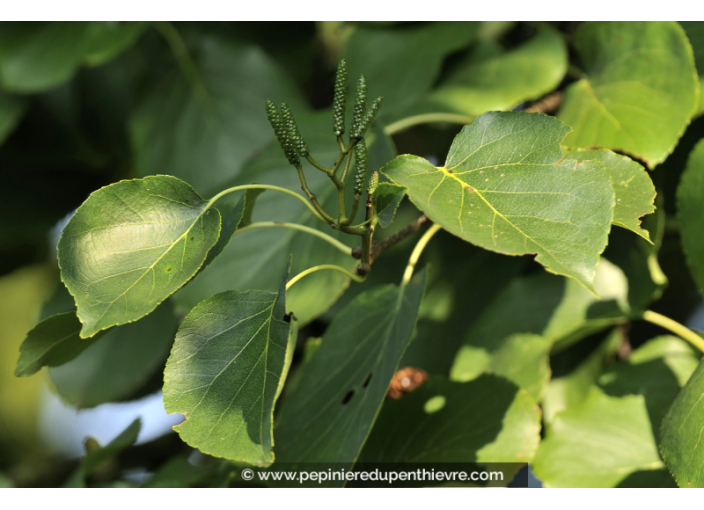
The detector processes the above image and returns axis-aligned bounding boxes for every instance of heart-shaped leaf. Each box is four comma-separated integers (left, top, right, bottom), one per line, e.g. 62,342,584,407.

58,175,221,338
382,111,615,292
163,263,295,466
558,21,699,167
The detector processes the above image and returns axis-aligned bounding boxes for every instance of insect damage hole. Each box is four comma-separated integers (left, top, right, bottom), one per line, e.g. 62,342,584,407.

341,390,355,405
362,373,373,388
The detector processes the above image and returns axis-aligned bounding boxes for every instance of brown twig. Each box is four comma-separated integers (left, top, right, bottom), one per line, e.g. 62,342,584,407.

524,91,564,114
352,215,429,260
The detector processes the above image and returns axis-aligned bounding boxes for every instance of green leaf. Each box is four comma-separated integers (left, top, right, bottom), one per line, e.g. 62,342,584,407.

0,22,147,93
358,375,540,471
533,389,674,487
173,111,365,325
372,182,405,228
15,311,106,377
450,258,629,400
677,138,704,296
131,36,306,194
344,22,479,118
273,271,427,478
163,263,295,467
602,200,667,312
382,111,615,292
68,418,142,487
568,149,655,241
48,300,177,408
661,357,704,487
680,21,704,115
425,28,568,116
542,329,621,424
57,175,221,338
599,336,699,436
143,456,216,488
558,21,699,168
401,232,526,374
0,90,27,145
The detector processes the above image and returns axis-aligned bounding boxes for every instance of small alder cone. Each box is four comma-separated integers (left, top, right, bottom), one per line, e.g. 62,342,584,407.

387,367,428,399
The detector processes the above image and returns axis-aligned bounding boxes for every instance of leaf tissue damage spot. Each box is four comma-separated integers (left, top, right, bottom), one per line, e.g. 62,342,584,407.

362,373,373,388
283,312,297,323
342,390,355,405
387,367,428,399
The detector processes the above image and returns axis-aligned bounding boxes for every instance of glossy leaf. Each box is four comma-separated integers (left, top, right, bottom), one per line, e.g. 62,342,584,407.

558,21,699,167
15,311,106,377
344,22,479,117
661,357,704,487
0,90,27,145
274,271,427,477
163,264,295,466
173,112,372,325
450,259,629,401
533,389,675,487
58,175,221,338
358,375,540,470
131,36,306,194
569,149,655,241
679,21,704,115
0,22,147,93
677,138,704,296
372,182,405,228
48,300,177,408
382,111,615,291
426,28,567,116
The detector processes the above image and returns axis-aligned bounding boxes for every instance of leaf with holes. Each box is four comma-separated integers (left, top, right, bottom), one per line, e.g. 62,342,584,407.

163,263,295,466
57,175,221,338
558,21,699,167
382,111,615,292
272,271,427,484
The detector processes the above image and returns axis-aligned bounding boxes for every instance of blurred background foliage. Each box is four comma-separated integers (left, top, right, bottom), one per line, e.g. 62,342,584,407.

1,21,704,487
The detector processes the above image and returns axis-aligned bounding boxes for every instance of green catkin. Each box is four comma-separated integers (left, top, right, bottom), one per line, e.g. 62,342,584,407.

353,140,368,196
367,170,379,196
356,96,383,139
267,100,297,165
333,60,347,136
280,103,308,158
350,75,368,139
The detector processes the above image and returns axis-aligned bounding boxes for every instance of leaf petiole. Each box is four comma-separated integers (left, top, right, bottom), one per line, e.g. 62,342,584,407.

234,222,353,256
286,264,366,291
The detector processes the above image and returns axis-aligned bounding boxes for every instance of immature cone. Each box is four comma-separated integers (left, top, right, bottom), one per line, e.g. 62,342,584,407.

280,103,309,158
333,60,348,136
353,140,368,196
350,75,368,139
266,100,297,165
367,170,379,196
356,96,383,140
